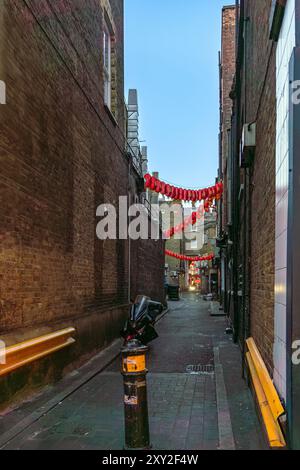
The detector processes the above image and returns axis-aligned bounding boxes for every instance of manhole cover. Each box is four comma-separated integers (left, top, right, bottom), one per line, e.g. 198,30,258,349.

186,364,215,375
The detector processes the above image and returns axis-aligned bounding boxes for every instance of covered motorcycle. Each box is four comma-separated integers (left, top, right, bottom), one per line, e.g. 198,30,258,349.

121,295,163,345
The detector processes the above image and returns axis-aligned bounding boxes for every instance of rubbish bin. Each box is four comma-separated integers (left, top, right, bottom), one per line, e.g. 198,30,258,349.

168,285,180,301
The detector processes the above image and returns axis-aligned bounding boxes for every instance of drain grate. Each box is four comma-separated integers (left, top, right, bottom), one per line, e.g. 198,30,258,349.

186,364,215,375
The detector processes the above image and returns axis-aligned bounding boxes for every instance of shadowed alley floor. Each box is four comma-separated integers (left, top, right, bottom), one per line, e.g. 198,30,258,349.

0,293,266,450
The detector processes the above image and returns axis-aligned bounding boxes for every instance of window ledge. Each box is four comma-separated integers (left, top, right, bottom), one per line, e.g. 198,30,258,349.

104,104,118,127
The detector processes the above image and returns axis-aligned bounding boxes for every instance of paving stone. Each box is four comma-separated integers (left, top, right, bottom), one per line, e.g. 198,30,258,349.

0,293,266,450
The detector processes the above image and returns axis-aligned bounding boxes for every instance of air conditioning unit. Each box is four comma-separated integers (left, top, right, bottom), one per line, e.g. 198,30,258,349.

240,122,256,168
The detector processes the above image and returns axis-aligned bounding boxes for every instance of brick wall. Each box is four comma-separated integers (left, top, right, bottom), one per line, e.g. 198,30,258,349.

250,53,276,373
132,237,165,304
221,6,236,229
240,0,276,373
0,0,128,331
129,189,165,304
0,0,164,407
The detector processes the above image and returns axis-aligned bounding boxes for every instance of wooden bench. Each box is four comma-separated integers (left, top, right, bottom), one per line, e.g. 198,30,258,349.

0,328,76,377
246,337,286,448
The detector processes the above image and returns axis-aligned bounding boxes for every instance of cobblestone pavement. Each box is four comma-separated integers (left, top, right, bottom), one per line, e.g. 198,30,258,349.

0,293,266,450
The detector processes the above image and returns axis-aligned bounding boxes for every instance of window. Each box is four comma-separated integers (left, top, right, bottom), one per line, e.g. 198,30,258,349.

0,80,6,105
190,240,198,250
103,21,111,108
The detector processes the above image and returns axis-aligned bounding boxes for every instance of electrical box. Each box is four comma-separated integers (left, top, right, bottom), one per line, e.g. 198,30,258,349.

240,122,256,168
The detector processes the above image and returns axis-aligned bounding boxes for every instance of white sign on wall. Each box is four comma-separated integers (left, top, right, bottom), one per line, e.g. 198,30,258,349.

0,80,6,104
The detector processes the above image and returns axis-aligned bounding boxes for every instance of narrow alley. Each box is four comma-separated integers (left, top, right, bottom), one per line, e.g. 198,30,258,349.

0,295,265,450
2,0,300,456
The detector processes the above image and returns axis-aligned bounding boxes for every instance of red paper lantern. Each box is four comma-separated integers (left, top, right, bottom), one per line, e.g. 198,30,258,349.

144,174,151,188
150,177,156,190
165,184,171,197
155,179,161,193
144,175,223,202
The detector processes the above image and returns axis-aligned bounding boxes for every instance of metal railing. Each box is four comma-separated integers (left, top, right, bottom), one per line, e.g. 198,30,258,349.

126,142,143,177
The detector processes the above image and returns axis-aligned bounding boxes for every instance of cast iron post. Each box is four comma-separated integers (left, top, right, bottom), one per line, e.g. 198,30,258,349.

121,340,150,449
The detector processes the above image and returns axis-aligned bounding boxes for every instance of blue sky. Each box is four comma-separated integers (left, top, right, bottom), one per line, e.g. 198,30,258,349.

125,0,233,189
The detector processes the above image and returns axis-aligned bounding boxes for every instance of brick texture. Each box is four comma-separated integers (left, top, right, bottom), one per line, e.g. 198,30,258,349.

240,0,276,373
0,0,164,406
221,6,236,230
220,0,276,373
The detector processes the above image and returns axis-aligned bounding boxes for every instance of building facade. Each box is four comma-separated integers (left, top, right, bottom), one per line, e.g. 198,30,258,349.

219,0,300,448
163,202,185,288
218,6,237,310
200,213,219,295
0,1,164,408
182,209,218,293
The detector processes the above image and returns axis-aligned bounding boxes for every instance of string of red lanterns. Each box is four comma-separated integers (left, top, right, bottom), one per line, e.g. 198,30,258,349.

164,209,201,238
163,197,217,238
144,174,223,202
165,250,215,262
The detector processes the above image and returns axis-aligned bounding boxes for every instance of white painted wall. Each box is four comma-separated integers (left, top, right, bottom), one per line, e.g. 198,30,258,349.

274,0,296,401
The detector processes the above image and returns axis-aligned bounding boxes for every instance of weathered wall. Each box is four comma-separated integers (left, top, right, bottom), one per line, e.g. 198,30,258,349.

219,6,236,311
242,0,276,373
132,237,165,304
221,6,236,230
0,0,128,329
0,0,164,407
